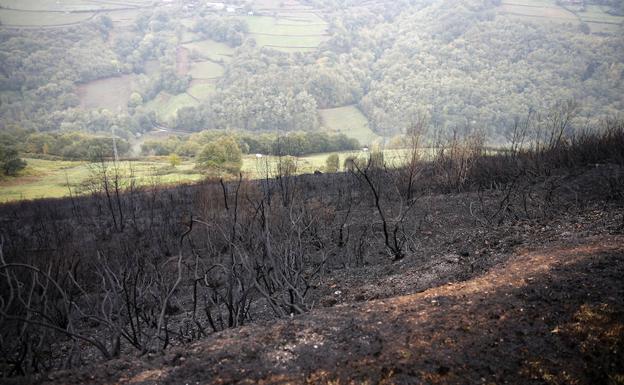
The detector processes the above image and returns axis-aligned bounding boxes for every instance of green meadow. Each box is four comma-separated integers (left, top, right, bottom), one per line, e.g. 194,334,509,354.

143,93,199,123
497,0,623,32
0,149,415,202
319,105,380,146
237,14,328,52
189,61,225,79
187,82,217,101
182,40,235,62
0,158,204,202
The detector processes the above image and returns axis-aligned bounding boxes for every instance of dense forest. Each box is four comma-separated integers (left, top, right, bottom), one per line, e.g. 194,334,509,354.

0,0,623,159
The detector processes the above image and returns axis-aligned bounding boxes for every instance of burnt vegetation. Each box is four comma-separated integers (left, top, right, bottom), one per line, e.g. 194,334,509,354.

1,115,623,378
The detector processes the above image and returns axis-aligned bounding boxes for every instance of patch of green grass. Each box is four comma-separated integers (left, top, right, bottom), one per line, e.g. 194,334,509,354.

0,0,107,11
584,21,621,33
0,9,94,26
268,46,318,53
251,34,326,50
1,148,421,202
189,61,224,79
276,11,326,24
235,15,327,51
238,15,327,35
498,0,580,24
240,148,412,177
182,39,235,62
0,158,87,202
105,8,143,26
575,4,624,32
187,82,216,100
0,158,204,202
500,0,557,7
179,17,196,28
319,105,380,146
180,31,201,44
499,1,624,34
16,157,85,176
143,92,199,123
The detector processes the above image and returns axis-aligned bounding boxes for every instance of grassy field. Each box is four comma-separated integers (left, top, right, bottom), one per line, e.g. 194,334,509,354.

105,8,144,27
0,0,154,11
275,11,325,23
1,149,415,202
187,82,216,100
497,0,623,33
0,158,204,202
583,20,621,33
0,9,95,26
253,0,315,10
181,31,201,44
143,92,199,123
76,74,136,112
0,0,151,26
576,4,624,33
189,61,225,79
241,15,327,35
319,105,380,146
182,40,235,62
0,0,103,11
251,34,327,50
498,1,578,22
579,4,623,22
242,148,410,176
236,15,328,52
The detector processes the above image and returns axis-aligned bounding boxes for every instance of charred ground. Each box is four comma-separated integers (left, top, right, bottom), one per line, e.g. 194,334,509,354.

1,120,623,384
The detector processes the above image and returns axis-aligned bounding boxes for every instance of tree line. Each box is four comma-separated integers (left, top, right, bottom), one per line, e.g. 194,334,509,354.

143,130,359,157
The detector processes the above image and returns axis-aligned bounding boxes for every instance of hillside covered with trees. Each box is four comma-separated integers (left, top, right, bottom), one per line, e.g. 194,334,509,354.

0,0,623,162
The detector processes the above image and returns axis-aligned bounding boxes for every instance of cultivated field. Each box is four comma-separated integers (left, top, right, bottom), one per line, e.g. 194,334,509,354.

242,15,327,35
498,0,578,23
0,0,155,11
576,4,624,33
0,0,153,27
497,0,624,33
0,9,94,27
319,105,380,145
237,14,328,52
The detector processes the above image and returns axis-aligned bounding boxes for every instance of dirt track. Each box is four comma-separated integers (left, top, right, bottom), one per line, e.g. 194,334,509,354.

34,235,623,385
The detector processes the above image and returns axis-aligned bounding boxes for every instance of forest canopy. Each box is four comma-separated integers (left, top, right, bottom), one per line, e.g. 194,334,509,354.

0,0,622,154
